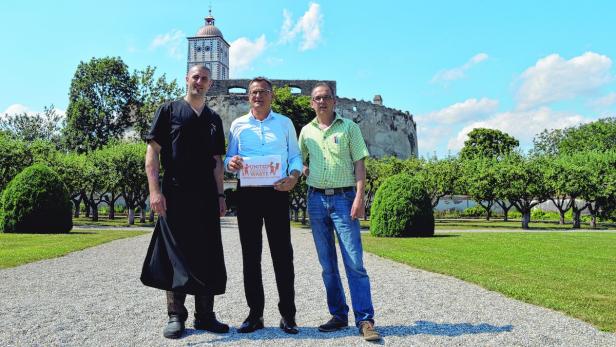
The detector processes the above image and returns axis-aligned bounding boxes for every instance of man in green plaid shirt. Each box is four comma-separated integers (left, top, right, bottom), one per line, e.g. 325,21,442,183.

298,82,381,341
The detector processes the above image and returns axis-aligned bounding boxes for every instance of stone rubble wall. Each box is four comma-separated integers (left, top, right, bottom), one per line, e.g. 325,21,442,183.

206,93,417,159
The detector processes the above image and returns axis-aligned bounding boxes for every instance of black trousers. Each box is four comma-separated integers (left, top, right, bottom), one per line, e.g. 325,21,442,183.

236,187,296,319
166,291,214,321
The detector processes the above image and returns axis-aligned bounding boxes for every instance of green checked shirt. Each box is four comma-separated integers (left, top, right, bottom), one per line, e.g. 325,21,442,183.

298,114,369,188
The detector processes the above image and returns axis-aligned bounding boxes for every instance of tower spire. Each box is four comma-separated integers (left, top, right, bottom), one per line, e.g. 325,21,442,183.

205,4,214,25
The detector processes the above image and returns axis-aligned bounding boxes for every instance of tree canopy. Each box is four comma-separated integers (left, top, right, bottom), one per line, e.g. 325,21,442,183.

271,86,315,134
459,128,519,159
0,105,64,144
64,57,137,152
131,66,183,141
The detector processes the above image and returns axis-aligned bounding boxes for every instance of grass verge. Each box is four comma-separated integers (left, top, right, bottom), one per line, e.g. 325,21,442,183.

362,232,616,332
0,229,149,269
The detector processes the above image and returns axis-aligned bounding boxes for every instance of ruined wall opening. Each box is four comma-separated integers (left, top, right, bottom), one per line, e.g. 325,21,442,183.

289,86,302,94
228,87,247,94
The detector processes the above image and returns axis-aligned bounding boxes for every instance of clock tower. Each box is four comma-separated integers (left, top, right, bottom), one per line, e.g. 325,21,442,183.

187,9,230,80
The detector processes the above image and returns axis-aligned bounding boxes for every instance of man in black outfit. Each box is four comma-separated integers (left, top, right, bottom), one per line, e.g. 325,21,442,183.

142,64,228,339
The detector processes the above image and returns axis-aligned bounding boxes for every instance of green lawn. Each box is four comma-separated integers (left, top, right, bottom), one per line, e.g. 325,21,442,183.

435,219,616,230
362,232,616,332
72,216,155,228
0,229,149,269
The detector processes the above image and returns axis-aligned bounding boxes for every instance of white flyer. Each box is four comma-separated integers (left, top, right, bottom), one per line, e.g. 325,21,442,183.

239,155,283,186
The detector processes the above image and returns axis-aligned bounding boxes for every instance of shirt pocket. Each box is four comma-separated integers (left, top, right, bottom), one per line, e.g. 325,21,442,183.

328,131,348,157
238,127,262,152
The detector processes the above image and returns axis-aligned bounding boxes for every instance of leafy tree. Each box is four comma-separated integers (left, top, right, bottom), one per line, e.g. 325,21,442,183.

54,152,89,217
0,105,64,144
419,157,460,208
272,86,315,134
568,150,616,228
131,66,183,140
64,57,137,152
94,145,124,219
497,154,550,229
82,150,112,221
532,128,566,156
542,153,590,225
459,128,519,159
113,142,149,224
460,157,499,220
29,139,60,166
0,134,31,192
558,117,616,154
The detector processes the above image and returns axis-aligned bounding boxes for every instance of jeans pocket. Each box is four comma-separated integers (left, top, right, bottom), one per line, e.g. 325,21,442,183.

342,190,356,202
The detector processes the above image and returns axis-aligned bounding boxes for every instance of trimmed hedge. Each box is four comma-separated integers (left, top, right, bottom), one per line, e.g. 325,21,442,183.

0,164,73,233
370,173,434,237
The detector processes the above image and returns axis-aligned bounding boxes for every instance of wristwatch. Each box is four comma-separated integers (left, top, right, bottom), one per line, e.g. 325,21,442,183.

218,193,225,198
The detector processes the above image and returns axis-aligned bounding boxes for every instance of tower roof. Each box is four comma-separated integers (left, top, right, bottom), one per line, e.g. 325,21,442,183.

195,9,224,38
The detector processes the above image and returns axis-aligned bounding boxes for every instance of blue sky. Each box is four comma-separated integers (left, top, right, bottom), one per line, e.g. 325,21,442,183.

2,0,616,157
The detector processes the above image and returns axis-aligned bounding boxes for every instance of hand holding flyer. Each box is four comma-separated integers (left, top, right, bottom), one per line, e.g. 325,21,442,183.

239,155,283,186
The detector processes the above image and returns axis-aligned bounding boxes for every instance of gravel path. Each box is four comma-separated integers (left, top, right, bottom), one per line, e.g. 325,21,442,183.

2,217,615,346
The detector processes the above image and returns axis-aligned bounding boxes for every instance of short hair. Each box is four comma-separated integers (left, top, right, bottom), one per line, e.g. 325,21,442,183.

248,76,273,91
311,82,335,98
188,64,211,75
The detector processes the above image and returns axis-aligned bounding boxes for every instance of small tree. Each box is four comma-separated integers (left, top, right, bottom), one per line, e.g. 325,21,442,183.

498,154,550,229
420,157,460,208
54,152,89,217
0,134,31,192
460,157,499,220
370,173,434,237
114,142,149,224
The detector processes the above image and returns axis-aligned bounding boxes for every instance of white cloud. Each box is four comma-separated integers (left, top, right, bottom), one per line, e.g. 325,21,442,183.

416,124,453,156
447,107,588,152
589,92,616,108
229,35,267,77
516,52,613,110
417,98,499,124
278,2,323,51
2,104,66,120
2,103,31,116
431,53,489,84
150,29,185,59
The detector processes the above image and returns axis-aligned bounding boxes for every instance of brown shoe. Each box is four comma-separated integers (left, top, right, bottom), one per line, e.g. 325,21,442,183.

359,321,381,341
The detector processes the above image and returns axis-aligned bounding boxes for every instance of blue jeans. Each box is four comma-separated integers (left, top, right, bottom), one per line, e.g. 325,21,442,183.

307,188,374,326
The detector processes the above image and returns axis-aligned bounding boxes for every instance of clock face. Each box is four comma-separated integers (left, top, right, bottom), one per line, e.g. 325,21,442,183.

205,46,211,52
196,46,202,53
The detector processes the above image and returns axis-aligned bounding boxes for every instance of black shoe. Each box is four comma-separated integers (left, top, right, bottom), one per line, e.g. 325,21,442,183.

194,312,230,333
318,316,348,332
163,315,185,339
237,316,264,333
279,317,299,334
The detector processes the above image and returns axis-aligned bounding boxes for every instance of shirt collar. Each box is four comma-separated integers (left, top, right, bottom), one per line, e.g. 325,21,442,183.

249,110,275,122
310,112,342,128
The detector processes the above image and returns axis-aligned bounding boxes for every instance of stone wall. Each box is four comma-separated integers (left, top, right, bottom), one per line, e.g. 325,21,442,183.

206,83,418,159
210,79,336,96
